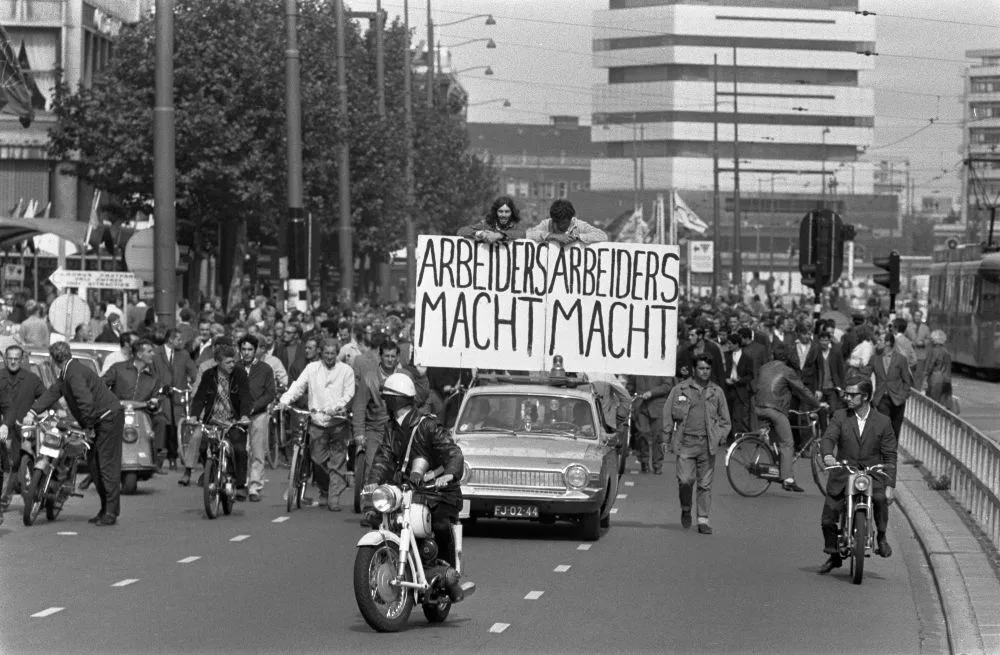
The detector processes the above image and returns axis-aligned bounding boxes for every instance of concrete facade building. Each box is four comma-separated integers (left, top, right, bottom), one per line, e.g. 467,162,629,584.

0,0,148,224
589,0,875,197
961,48,1000,243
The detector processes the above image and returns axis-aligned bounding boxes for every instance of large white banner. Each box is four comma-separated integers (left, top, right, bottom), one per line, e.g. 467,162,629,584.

413,236,680,376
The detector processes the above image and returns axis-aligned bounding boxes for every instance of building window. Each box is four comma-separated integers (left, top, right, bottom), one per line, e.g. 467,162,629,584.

971,76,1000,93
971,103,1000,120
558,182,568,198
970,128,1000,145
517,179,529,197
506,179,517,196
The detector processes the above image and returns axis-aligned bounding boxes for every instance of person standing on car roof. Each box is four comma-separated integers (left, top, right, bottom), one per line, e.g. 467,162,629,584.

24,341,124,526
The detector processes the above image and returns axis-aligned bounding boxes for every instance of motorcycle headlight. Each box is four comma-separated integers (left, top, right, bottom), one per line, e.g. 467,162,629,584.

372,485,403,513
123,427,139,444
563,464,589,490
41,431,63,449
853,475,871,493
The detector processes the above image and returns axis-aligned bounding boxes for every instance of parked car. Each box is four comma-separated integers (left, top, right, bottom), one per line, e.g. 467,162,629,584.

452,370,627,541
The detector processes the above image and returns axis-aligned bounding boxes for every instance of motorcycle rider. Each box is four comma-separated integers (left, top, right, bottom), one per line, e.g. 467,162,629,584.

0,345,46,512
25,341,125,526
362,373,470,601
818,377,898,574
753,344,822,493
102,337,165,470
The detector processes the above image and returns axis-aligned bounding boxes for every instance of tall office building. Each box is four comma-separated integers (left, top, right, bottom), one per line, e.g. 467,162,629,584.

962,49,1000,242
590,0,875,198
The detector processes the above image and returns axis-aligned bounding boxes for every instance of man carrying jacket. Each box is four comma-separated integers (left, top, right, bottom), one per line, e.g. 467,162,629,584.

662,354,731,535
629,374,673,474
25,341,124,526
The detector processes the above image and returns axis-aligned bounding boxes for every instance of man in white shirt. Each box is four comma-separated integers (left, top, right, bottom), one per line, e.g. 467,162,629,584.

278,338,356,511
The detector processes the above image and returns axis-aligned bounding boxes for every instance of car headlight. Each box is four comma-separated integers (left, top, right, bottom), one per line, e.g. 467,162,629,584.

123,427,139,444
372,485,403,513
462,462,473,483
563,464,589,490
853,475,871,493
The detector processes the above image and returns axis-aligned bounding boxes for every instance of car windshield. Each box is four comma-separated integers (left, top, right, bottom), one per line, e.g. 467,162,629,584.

456,393,597,439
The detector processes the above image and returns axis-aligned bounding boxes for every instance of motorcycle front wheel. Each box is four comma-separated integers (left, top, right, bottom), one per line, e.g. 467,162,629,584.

203,459,221,519
220,451,234,516
45,468,74,521
23,468,49,526
851,509,867,585
354,543,414,632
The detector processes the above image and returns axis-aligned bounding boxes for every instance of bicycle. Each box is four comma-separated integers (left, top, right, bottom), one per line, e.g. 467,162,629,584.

202,420,249,519
266,392,287,470
284,407,314,513
724,408,829,497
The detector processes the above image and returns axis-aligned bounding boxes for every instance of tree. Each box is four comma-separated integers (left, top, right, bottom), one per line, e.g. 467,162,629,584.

49,0,496,307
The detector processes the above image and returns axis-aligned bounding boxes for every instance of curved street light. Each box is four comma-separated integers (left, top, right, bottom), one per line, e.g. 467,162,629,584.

441,37,496,49
454,65,494,75
437,13,496,28
468,97,510,107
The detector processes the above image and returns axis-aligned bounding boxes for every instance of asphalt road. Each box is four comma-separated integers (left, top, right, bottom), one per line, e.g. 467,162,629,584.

951,373,1000,441
0,455,935,655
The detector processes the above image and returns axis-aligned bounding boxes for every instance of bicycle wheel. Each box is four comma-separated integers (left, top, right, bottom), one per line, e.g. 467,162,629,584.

286,445,300,513
297,452,311,509
220,451,234,516
725,436,774,497
203,459,221,519
809,442,829,496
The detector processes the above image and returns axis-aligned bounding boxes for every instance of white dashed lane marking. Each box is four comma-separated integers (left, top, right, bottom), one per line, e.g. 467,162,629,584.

31,607,64,618
524,590,544,600
111,579,139,588
610,508,619,514
489,623,510,634
554,565,571,573
230,535,250,542
616,494,628,499
177,556,201,564
624,481,635,487
272,516,289,523
577,544,592,551
56,531,77,535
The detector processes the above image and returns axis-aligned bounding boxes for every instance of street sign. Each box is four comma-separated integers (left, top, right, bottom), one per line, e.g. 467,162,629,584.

48,294,91,336
687,240,714,273
124,228,178,284
2,263,24,292
49,267,142,290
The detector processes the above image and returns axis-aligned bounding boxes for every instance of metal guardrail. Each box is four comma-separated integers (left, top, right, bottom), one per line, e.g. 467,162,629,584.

902,392,1000,552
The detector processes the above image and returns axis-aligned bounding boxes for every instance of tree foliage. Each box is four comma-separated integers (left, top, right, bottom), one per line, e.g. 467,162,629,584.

49,0,496,302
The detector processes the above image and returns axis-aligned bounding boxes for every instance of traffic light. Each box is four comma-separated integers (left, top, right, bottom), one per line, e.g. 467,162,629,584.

798,209,845,294
873,251,900,295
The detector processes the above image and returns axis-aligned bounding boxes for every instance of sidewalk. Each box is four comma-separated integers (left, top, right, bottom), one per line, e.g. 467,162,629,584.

896,463,1000,655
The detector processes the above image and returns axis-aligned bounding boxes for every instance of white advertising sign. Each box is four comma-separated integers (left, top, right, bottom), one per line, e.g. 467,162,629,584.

688,240,714,274
412,236,680,376
49,267,142,290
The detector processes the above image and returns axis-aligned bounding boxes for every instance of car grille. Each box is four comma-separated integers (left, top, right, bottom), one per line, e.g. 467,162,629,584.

472,468,564,490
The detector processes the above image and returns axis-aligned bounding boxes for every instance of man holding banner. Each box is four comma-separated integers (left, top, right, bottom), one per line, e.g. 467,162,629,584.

525,200,608,245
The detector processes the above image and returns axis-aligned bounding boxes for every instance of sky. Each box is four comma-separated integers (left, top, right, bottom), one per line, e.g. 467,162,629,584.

348,0,1000,204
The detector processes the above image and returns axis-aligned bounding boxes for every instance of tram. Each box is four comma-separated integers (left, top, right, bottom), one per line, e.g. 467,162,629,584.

927,242,1000,374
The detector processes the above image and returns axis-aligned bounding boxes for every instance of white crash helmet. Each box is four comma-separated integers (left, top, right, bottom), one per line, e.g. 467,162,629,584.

382,372,416,398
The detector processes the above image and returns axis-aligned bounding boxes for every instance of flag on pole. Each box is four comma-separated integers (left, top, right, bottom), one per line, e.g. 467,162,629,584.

618,206,651,244
85,190,101,250
0,25,34,127
672,191,709,235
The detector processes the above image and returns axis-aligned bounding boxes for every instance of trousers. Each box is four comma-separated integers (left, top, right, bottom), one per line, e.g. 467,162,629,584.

634,413,663,471
247,413,269,494
876,397,906,441
90,411,125,517
754,406,794,481
308,421,350,500
676,435,715,521
820,490,889,552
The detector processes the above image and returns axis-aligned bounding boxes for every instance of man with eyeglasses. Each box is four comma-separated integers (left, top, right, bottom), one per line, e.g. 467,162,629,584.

0,345,46,513
818,377,897,574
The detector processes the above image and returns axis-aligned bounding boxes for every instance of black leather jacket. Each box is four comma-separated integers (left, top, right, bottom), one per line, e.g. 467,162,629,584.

754,360,820,414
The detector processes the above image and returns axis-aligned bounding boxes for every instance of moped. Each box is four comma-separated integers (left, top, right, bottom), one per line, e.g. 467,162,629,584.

22,412,89,526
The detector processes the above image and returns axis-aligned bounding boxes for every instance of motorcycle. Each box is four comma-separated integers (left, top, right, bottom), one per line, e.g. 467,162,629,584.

22,412,90,526
827,461,888,585
203,421,248,519
1,419,39,512
354,482,476,633
121,399,159,494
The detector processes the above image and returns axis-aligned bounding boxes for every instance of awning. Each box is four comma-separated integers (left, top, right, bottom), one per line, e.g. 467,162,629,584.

0,216,89,248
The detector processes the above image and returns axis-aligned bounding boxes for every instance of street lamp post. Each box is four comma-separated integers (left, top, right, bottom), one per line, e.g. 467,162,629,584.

426,6,495,107
467,97,510,107
454,65,494,75
821,127,830,208
153,0,176,328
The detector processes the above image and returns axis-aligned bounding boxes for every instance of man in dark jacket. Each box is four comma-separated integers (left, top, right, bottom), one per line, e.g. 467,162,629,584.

363,372,470,602
95,312,124,344
629,374,673,474
178,344,252,490
26,341,124,526
0,344,46,511
238,335,276,502
753,345,822,493
871,332,912,442
818,377,897,574
457,195,526,243
801,330,845,433
103,337,166,471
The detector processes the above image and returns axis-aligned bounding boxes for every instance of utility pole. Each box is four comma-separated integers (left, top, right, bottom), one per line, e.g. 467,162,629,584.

712,53,720,297
426,0,434,106
335,0,353,304
639,124,645,203
632,115,638,211
403,0,417,302
284,0,306,312
732,46,743,286
153,0,176,328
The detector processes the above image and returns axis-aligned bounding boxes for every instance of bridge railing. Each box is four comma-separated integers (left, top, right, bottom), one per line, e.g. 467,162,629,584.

902,392,1000,552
